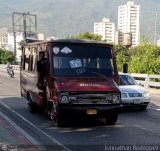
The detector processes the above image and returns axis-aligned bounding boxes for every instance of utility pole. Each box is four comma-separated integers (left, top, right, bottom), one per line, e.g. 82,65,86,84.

12,12,37,57
154,12,157,44
23,13,27,42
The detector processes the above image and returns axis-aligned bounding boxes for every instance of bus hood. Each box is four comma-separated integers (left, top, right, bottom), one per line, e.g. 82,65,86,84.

54,77,120,92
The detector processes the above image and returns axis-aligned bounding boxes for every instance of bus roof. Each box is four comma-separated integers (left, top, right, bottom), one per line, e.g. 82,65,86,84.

23,39,113,47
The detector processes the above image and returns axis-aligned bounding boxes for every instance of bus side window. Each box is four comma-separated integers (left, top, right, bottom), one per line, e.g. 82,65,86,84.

32,54,37,72
22,54,25,70
30,55,33,71
24,54,30,71
23,47,31,71
31,47,38,72
45,52,49,76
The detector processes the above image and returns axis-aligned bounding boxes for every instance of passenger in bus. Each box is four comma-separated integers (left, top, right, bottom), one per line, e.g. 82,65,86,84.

37,51,48,91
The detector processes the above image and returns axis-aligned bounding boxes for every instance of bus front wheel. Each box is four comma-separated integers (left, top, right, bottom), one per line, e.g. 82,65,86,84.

50,106,63,127
105,112,118,125
27,94,36,113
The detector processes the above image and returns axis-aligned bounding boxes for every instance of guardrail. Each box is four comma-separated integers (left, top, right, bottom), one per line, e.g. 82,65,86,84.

130,73,160,88
0,64,160,88
0,64,20,70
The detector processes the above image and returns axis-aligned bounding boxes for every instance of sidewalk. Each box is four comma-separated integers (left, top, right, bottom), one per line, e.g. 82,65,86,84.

0,112,43,151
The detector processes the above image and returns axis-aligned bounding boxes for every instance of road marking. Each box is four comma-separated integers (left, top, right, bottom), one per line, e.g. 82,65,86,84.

0,101,71,151
0,111,41,146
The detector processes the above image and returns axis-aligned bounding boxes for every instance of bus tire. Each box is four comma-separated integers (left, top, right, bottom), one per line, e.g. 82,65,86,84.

52,116,63,127
50,105,63,127
105,112,118,125
27,93,36,113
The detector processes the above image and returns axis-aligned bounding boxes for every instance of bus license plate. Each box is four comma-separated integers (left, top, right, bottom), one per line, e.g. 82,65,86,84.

86,109,97,115
134,99,141,104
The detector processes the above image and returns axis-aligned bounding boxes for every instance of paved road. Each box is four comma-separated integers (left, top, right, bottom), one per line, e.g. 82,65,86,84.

0,70,160,151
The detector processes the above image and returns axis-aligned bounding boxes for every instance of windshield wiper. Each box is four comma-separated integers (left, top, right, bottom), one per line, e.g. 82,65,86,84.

92,72,107,79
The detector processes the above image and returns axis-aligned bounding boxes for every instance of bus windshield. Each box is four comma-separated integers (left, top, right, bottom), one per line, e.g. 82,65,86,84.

53,44,114,77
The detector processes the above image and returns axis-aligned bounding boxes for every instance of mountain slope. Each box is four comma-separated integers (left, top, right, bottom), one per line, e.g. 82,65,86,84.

0,0,160,41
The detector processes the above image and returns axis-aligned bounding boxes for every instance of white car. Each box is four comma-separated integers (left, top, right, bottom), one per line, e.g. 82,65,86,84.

119,73,150,110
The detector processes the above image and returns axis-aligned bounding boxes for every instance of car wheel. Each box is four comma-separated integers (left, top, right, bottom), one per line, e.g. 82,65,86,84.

105,112,118,125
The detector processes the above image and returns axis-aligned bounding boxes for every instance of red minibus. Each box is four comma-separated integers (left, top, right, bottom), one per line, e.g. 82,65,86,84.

20,39,121,127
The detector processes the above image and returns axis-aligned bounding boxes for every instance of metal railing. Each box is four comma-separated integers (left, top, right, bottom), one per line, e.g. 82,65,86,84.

130,73,160,88
0,64,20,70
0,64,160,88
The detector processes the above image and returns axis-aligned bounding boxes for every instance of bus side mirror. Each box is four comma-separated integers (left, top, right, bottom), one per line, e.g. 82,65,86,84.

123,63,128,73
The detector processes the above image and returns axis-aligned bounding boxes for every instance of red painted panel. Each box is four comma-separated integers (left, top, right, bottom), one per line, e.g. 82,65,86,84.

54,77,120,92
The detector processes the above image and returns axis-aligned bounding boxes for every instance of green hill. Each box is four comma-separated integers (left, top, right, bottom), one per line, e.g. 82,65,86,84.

0,0,160,42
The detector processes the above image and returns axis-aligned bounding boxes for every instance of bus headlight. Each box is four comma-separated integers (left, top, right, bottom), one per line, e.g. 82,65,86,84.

61,95,69,103
112,94,120,103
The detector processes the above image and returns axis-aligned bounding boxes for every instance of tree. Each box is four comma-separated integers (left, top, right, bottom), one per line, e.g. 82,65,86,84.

129,43,160,74
0,48,15,64
113,44,130,72
69,32,102,41
140,35,150,44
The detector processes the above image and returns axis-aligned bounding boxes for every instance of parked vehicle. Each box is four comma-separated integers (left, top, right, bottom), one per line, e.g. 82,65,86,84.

119,73,150,110
6,63,14,78
20,39,121,126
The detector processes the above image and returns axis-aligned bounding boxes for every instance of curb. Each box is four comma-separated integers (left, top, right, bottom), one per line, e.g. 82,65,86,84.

0,112,40,145
0,101,71,151
0,112,45,151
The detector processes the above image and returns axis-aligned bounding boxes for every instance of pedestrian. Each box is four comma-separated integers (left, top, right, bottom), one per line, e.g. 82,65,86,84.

37,51,47,90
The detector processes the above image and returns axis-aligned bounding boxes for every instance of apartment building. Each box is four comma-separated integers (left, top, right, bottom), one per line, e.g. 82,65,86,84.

94,17,115,43
118,1,140,47
0,28,8,49
0,31,44,62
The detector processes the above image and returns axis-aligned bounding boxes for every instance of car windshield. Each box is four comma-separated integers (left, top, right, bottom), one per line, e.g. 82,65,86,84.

119,75,136,85
53,44,114,77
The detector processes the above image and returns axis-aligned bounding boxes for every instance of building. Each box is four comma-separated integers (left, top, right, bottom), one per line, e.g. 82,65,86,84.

6,32,24,62
118,1,140,47
115,31,132,48
157,39,160,47
94,17,115,43
1,31,44,63
0,28,8,49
